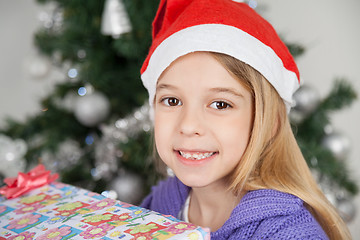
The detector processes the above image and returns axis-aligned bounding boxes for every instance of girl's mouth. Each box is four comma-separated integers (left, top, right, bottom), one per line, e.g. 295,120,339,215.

178,150,217,160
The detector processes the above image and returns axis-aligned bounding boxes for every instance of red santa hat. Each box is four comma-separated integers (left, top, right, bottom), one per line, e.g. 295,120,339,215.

141,0,301,111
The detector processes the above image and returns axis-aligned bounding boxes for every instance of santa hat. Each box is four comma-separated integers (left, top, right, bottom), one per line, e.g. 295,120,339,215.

141,0,301,111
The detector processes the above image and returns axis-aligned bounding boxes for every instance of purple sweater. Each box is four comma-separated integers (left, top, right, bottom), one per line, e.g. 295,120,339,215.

141,177,329,239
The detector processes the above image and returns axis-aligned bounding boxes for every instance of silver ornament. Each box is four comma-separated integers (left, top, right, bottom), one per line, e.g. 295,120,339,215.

109,170,144,204
290,85,320,123
322,132,351,161
101,0,132,38
0,135,27,178
74,91,110,127
293,85,320,113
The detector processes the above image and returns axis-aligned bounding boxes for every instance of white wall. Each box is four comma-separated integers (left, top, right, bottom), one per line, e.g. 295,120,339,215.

0,1,60,124
1,0,359,237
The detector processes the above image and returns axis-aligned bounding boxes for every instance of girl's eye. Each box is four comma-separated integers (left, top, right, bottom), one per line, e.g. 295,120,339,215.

209,101,232,110
162,97,182,106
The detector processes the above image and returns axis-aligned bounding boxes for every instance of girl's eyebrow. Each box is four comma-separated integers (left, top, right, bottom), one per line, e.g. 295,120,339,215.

156,83,177,91
209,87,244,98
156,84,244,98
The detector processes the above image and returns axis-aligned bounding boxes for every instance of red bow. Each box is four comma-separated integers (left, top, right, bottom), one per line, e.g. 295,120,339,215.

0,164,58,199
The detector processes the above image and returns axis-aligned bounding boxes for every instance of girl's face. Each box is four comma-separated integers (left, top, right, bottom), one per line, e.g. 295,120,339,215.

154,52,253,189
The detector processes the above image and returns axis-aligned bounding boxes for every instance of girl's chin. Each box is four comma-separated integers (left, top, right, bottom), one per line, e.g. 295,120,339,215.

175,173,215,188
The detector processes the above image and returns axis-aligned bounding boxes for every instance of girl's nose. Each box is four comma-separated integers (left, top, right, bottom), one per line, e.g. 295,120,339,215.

178,105,204,137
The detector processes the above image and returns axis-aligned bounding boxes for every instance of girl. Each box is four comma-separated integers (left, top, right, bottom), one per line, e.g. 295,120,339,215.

139,0,351,239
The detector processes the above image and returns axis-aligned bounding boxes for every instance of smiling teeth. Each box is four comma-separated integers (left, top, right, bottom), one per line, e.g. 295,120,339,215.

179,151,215,160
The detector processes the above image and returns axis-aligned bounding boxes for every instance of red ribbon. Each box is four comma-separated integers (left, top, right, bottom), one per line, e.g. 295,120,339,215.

0,164,58,199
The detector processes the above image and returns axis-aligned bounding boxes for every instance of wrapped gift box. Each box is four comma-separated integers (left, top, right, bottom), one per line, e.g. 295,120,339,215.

0,182,210,239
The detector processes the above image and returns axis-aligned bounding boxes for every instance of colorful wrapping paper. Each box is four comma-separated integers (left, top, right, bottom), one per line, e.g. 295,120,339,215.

0,182,210,240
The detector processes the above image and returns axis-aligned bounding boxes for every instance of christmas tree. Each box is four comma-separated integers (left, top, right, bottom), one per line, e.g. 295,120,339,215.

0,0,159,204
0,0,357,220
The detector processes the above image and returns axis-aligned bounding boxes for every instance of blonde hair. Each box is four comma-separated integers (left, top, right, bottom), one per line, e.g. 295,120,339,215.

210,52,351,240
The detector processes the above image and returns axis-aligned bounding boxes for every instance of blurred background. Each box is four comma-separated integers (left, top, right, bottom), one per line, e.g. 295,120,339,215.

0,0,359,237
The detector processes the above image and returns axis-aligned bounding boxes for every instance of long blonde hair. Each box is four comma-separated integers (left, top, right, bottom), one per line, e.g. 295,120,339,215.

211,52,351,240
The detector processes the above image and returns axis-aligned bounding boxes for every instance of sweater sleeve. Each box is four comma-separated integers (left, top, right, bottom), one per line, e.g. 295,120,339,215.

252,208,329,239
210,189,329,240
222,214,328,240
